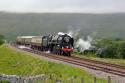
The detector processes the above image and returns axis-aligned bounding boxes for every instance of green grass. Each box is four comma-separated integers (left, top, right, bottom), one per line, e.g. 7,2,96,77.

74,53,125,66
0,45,107,83
0,80,10,83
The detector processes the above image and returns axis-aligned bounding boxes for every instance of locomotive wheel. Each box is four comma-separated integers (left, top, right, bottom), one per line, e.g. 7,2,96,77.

64,52,71,56
62,51,66,56
68,52,71,56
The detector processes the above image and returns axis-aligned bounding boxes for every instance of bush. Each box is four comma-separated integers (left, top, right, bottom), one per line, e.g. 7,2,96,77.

0,34,5,45
96,39,125,59
117,41,125,59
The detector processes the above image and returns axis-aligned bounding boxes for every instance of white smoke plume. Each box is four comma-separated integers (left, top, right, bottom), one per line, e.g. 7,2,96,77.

87,35,93,43
45,51,50,54
67,27,81,38
67,27,93,52
75,36,93,52
18,45,31,49
58,32,73,38
58,32,65,35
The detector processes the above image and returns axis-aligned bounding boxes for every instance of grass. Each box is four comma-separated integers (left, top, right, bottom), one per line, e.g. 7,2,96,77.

74,53,125,66
0,80,10,83
0,45,107,83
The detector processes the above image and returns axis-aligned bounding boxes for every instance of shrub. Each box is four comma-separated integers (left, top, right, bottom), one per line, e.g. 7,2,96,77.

96,39,125,59
0,34,5,45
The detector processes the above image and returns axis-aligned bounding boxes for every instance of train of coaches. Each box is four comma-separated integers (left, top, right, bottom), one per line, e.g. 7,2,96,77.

16,32,74,56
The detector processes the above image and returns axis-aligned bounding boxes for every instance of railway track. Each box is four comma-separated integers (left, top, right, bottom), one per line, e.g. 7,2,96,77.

11,43,125,77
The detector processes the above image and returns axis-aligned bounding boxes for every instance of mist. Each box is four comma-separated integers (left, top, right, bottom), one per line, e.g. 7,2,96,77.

0,0,125,13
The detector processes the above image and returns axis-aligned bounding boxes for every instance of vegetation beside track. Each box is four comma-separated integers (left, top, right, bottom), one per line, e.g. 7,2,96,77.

0,80,10,83
74,53,125,66
0,34,5,45
0,45,107,83
74,39,125,66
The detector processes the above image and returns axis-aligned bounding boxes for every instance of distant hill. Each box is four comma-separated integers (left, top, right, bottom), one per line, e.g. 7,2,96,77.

0,12,125,40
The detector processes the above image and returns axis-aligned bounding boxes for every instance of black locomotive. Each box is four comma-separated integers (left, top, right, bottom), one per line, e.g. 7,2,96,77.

48,32,74,56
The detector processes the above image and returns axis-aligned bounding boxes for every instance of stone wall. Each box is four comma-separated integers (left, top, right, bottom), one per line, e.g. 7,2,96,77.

0,74,45,83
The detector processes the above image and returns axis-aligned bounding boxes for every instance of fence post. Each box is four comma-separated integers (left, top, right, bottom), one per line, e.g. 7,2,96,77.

108,76,111,83
56,79,62,83
43,76,47,83
81,77,84,83
71,78,74,83
71,77,74,83
94,77,96,83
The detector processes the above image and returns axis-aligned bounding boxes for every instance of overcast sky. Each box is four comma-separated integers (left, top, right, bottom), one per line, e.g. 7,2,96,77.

0,0,125,13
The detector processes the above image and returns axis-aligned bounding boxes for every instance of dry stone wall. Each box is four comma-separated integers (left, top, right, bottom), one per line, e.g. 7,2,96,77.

0,74,45,83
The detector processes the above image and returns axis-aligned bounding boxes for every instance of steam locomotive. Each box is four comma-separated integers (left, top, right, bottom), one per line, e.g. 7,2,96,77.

16,32,74,56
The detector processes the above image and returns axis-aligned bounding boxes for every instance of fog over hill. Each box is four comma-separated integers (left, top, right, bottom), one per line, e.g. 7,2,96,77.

0,12,125,40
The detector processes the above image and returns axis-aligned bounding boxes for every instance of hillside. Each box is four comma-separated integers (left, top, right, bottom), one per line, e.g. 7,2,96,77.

0,12,125,40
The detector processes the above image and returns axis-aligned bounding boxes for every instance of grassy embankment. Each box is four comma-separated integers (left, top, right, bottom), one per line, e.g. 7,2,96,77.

74,53,125,66
0,45,107,83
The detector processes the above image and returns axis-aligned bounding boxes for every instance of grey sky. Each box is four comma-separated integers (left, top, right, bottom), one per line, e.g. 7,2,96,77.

0,0,125,13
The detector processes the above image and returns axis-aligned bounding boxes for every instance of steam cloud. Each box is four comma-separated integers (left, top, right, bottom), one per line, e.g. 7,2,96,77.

67,27,81,38
67,28,93,52
75,36,93,52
